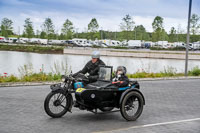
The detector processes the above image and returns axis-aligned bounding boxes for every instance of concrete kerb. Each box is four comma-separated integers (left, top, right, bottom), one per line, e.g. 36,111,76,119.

0,76,200,87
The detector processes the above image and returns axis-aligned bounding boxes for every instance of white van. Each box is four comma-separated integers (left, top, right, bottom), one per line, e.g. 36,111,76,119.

173,42,185,48
38,39,48,45
5,37,18,43
0,36,5,42
72,38,88,47
100,39,121,47
127,40,142,48
190,42,200,50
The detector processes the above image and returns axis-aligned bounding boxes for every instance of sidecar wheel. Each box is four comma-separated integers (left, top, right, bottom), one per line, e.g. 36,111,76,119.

44,91,72,118
120,91,144,121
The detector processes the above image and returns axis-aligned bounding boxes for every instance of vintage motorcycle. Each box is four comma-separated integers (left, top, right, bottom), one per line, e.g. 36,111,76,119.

44,66,145,121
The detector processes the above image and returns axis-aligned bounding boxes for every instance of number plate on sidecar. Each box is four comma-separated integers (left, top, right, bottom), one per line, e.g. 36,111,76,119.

76,88,86,93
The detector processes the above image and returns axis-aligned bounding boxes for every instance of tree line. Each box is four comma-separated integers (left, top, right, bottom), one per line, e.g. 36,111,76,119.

0,14,200,43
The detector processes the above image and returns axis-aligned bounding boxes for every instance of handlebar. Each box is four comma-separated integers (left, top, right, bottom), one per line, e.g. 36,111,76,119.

62,73,89,83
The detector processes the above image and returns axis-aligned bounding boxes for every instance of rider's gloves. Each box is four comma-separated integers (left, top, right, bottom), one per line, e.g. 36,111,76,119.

72,73,78,78
112,81,124,86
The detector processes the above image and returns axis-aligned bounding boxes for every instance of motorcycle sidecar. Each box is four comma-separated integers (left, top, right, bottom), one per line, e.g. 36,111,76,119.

75,79,145,121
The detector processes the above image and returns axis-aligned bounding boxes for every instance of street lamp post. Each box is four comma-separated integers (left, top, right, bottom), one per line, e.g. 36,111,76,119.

185,0,192,76
101,27,103,39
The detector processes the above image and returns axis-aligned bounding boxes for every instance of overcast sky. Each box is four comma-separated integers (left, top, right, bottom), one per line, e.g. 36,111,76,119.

0,0,199,34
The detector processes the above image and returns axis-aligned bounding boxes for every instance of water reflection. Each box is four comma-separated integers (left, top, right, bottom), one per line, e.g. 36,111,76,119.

0,51,200,76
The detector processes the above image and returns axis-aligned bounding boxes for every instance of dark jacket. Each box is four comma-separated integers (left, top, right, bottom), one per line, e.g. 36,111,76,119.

112,74,129,87
73,59,105,82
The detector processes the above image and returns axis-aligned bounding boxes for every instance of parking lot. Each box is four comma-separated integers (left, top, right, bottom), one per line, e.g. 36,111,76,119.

0,79,200,133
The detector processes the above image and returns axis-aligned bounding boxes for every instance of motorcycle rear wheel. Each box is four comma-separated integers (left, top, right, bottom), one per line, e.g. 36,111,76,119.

120,91,144,121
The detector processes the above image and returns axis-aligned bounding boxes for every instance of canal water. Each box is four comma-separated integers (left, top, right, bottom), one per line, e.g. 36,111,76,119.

0,51,200,76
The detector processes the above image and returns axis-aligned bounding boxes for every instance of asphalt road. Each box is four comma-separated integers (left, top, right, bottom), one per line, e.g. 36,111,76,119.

0,79,200,133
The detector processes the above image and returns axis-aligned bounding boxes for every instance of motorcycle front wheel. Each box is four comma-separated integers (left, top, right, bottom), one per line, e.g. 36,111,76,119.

44,91,72,118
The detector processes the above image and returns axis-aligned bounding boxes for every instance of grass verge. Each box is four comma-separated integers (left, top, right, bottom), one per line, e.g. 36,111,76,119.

0,44,64,54
1,66,200,83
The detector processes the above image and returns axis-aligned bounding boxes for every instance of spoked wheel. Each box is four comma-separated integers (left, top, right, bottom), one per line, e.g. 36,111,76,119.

44,91,72,118
120,91,144,121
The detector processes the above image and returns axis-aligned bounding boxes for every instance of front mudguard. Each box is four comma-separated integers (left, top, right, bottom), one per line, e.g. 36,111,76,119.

50,83,71,94
50,83,63,92
50,84,73,112
119,88,145,106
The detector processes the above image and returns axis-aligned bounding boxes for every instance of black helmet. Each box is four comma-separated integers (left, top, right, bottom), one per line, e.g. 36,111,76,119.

116,66,127,75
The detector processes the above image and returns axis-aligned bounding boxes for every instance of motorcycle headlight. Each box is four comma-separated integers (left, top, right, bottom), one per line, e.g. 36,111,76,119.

61,77,65,82
61,76,66,82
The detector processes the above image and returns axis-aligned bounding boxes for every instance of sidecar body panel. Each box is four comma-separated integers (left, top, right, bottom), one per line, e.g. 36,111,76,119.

75,82,139,108
75,88,118,106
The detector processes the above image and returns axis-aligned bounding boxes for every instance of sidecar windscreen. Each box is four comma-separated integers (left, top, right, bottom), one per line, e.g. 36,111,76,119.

98,66,113,81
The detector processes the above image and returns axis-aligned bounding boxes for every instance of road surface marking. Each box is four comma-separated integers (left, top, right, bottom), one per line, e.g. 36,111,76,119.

93,118,200,133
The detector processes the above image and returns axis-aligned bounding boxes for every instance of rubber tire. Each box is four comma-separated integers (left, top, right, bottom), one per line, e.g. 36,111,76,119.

120,91,144,121
44,91,72,118
99,107,114,112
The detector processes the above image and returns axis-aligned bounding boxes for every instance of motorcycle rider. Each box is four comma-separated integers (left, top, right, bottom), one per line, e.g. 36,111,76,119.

73,51,105,83
112,66,129,87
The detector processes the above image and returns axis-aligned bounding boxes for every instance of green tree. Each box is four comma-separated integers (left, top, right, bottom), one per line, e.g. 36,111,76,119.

88,18,99,39
134,25,149,40
152,16,168,42
120,14,135,41
152,16,163,31
152,28,168,42
88,18,99,32
40,31,47,39
169,27,176,42
35,30,40,38
23,18,34,38
61,19,74,39
42,18,55,40
176,24,185,42
190,14,200,35
1,18,13,37
59,33,65,40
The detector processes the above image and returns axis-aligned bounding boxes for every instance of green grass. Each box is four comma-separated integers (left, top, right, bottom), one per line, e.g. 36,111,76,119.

127,72,184,78
107,46,128,49
0,72,62,83
91,45,128,49
1,66,200,83
0,62,69,83
150,46,186,51
188,66,200,76
127,66,200,78
0,44,63,54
